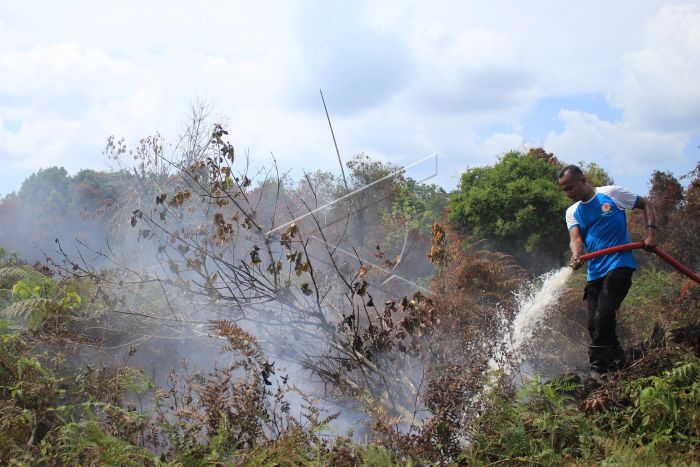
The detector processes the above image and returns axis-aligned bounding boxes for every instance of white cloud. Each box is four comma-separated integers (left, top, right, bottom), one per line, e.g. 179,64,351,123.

0,42,136,117
0,117,102,174
538,3,700,192
372,0,666,95
286,2,414,115
612,3,700,132
544,110,690,184
405,25,536,114
0,0,698,199
0,41,145,175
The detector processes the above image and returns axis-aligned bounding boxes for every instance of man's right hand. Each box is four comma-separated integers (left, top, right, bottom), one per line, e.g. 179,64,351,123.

570,255,585,270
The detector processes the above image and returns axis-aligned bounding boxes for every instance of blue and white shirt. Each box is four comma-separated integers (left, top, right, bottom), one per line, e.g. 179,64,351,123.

565,185,639,281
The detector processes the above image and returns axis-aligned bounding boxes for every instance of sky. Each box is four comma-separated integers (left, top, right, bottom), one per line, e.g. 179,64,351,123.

1,0,699,197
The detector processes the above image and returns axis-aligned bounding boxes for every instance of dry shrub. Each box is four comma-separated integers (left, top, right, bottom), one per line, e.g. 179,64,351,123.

430,226,522,333
150,320,281,457
301,223,527,462
674,279,700,327
359,225,526,461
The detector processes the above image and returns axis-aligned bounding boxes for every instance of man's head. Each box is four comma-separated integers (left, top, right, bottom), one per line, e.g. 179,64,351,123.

559,165,594,202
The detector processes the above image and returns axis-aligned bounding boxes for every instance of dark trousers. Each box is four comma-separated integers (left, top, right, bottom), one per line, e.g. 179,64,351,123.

584,267,634,373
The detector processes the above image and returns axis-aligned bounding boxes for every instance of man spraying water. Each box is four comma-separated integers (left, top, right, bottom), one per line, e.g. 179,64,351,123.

558,165,656,382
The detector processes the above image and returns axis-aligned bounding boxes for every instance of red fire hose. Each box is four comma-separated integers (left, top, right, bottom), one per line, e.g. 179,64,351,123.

580,242,700,284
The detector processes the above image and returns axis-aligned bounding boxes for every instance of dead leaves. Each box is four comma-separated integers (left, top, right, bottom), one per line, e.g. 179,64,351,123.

267,261,282,275
427,223,447,266
250,246,262,265
130,209,143,227
210,319,261,359
295,257,310,277
169,190,192,207
581,388,616,414
280,223,297,250
300,282,313,296
213,212,234,244
287,250,309,276
352,280,368,296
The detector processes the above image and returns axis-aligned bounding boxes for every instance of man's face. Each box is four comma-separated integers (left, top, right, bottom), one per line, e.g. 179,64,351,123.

559,172,587,201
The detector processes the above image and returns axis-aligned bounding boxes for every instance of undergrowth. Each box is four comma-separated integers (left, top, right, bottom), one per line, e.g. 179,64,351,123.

1,239,699,465
462,348,700,465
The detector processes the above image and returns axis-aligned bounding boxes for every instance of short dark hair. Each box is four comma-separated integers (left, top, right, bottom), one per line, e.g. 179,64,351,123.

558,164,584,180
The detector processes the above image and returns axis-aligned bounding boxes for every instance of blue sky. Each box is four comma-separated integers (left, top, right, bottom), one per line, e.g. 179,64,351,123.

1,0,698,197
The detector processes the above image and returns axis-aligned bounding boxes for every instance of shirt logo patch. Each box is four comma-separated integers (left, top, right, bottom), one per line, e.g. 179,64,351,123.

601,202,612,215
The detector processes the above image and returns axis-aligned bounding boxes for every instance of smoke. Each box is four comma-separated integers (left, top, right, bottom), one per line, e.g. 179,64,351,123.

0,167,114,264
0,109,451,442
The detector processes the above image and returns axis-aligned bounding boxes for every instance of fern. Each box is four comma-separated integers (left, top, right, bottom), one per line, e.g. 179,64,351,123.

1,298,64,321
618,356,700,449
668,361,699,384
44,420,157,466
0,266,38,289
210,319,263,360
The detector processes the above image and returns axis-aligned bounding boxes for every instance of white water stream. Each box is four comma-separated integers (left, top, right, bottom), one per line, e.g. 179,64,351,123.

490,266,573,372
461,267,575,449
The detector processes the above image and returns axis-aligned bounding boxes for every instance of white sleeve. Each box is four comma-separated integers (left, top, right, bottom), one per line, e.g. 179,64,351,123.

598,185,639,210
565,203,579,230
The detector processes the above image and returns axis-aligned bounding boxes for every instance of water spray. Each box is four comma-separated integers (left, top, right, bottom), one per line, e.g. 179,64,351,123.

491,240,699,377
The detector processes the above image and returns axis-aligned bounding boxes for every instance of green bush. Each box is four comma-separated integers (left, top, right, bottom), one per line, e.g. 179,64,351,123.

462,353,700,465
462,373,593,465
614,358,700,451
448,151,569,266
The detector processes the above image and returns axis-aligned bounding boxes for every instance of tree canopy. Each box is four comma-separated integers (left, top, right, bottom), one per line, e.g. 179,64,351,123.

448,150,570,263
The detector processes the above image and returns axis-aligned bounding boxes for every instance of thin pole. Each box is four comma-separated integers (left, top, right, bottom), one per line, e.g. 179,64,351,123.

320,89,349,191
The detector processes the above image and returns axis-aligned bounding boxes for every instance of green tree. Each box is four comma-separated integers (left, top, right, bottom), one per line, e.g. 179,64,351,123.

385,179,448,237
342,153,401,248
580,161,614,187
448,150,569,264
17,166,71,209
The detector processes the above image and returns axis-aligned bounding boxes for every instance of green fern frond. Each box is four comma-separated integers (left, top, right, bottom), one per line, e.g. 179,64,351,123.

1,298,63,321
0,266,39,289
668,361,699,385
556,380,582,393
